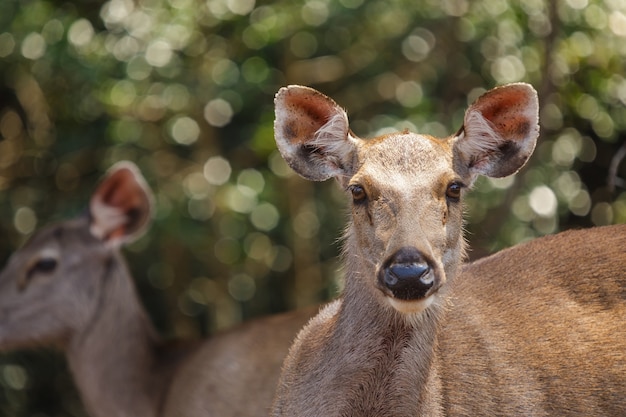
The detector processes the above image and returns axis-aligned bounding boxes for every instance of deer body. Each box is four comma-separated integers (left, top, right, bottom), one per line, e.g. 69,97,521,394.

271,84,626,416
164,305,315,417
277,225,626,416
0,163,313,417
438,226,626,415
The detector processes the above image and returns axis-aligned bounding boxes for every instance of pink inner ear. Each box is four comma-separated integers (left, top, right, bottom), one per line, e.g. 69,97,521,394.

274,85,353,182
470,85,537,143
101,169,146,213
458,83,539,179
90,164,151,242
278,86,345,146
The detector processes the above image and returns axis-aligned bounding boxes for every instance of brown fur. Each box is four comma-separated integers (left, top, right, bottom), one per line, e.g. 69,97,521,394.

271,84,626,416
276,226,626,416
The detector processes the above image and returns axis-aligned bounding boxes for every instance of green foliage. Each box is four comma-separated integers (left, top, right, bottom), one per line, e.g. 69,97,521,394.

0,0,625,414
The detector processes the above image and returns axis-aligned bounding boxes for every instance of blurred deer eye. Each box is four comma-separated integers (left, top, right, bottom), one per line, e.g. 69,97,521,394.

26,258,58,281
349,185,367,204
446,182,463,202
19,257,58,292
33,258,58,274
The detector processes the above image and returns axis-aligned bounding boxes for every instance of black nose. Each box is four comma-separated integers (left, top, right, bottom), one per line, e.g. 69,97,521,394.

378,247,434,301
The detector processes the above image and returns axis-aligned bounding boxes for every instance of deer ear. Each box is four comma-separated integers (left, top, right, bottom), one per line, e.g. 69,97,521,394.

454,83,539,181
89,161,153,247
274,85,357,183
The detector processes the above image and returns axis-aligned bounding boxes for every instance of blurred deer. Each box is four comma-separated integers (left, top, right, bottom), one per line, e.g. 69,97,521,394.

271,84,626,416
0,162,314,417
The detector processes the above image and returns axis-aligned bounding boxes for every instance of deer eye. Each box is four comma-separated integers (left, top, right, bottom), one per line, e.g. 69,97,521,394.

349,184,367,204
26,257,58,282
19,257,58,292
446,182,463,202
32,258,58,274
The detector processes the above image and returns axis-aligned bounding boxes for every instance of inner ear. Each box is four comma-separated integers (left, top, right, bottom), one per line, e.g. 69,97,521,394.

278,89,346,147
455,83,539,179
274,85,357,182
89,162,153,245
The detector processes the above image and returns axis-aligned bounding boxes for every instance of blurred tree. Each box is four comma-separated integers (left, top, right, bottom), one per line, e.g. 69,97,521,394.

0,0,625,415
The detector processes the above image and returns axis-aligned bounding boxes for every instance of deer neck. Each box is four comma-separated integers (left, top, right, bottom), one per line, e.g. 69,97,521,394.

333,245,446,416
66,253,166,417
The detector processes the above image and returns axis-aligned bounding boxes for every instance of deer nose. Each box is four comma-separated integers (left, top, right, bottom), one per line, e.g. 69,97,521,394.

378,247,434,301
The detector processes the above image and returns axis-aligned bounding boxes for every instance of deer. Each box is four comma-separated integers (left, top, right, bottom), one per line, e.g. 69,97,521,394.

0,161,315,417
270,83,626,416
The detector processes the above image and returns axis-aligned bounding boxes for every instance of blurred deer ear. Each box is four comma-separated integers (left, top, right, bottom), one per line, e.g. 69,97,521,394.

454,83,539,181
89,162,153,247
274,85,358,184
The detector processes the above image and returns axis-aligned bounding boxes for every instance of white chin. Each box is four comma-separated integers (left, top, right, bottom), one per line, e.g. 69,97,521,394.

387,295,434,314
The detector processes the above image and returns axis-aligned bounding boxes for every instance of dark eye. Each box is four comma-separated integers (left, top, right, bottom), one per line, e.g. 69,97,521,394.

19,257,58,291
27,258,58,281
33,258,58,274
349,185,367,204
446,182,463,202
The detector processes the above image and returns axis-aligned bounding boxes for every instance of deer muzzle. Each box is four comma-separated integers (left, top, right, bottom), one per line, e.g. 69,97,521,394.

378,247,437,301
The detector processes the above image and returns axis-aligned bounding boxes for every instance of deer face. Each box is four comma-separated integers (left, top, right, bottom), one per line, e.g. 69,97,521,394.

274,84,538,315
0,219,107,349
0,162,153,350
344,133,465,313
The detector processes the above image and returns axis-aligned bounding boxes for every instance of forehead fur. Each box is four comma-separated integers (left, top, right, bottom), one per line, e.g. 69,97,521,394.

355,132,454,182
20,218,90,251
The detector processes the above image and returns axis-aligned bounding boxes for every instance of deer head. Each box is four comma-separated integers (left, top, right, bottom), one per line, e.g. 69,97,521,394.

0,162,153,350
274,84,538,316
